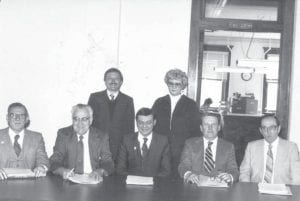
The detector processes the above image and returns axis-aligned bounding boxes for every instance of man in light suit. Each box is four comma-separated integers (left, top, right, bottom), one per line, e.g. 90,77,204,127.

50,104,114,181
88,68,135,163
178,113,239,184
0,102,49,180
239,115,300,184
116,108,171,177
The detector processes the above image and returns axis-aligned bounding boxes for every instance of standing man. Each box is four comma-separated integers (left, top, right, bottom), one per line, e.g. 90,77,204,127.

0,102,49,180
88,68,135,162
178,113,239,185
239,115,300,184
50,104,114,181
117,108,171,177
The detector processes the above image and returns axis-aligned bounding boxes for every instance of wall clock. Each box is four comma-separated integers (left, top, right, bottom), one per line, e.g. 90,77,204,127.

241,73,252,81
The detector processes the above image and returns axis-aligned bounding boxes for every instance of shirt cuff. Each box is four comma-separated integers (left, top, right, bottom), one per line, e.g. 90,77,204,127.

184,171,192,180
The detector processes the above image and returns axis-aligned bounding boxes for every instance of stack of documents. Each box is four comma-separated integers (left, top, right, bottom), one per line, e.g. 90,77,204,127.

126,175,153,185
3,168,36,178
258,183,292,195
68,174,102,184
196,175,228,188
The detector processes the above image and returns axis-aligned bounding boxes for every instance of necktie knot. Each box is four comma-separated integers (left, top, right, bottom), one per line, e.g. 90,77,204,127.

15,134,20,141
143,137,148,144
268,143,272,150
208,141,213,147
110,94,115,101
79,135,84,142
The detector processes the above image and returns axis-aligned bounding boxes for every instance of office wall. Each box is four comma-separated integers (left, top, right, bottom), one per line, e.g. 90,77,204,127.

289,0,300,148
0,0,192,154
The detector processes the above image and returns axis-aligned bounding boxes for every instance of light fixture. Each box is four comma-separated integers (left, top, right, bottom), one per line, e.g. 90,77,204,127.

214,66,254,73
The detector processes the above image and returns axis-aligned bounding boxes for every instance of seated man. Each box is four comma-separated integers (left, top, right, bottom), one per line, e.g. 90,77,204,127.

0,102,49,179
116,107,171,177
178,113,239,185
239,114,300,184
50,104,114,181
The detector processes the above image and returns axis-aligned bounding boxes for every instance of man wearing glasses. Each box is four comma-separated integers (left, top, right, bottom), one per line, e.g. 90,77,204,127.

50,104,114,182
239,114,300,184
0,102,49,180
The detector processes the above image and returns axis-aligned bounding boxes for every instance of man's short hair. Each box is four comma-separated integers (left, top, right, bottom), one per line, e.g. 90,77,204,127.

260,114,280,126
164,69,188,90
135,107,155,121
71,104,93,118
201,112,221,125
104,68,123,82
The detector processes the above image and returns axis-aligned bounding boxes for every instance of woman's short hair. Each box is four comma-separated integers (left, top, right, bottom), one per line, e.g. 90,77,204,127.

164,69,188,89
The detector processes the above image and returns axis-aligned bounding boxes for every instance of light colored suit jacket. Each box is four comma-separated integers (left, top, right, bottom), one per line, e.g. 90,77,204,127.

50,126,114,175
178,137,239,182
0,128,49,169
239,138,300,184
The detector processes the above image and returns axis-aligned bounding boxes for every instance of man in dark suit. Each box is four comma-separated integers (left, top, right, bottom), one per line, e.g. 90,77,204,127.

178,113,239,184
117,108,171,177
0,102,49,180
50,104,114,181
88,68,135,162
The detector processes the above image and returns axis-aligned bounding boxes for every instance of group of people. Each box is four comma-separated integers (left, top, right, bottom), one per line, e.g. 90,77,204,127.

0,68,300,186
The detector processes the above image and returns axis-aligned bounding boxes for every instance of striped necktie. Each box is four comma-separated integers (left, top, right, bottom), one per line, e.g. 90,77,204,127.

75,135,84,174
263,144,273,183
204,141,214,173
14,135,21,157
142,137,148,157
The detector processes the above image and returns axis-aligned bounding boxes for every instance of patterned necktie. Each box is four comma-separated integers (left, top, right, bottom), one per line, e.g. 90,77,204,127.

204,141,214,173
142,137,148,157
14,135,21,157
75,135,84,174
264,144,273,183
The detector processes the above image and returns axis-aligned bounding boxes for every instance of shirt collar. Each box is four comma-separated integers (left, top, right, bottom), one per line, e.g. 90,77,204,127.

264,136,279,148
169,94,182,101
77,130,89,141
9,127,24,137
138,132,153,142
107,90,119,99
203,136,218,145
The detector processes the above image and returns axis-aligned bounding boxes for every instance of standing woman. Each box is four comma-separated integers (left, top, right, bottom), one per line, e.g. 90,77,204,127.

152,69,201,179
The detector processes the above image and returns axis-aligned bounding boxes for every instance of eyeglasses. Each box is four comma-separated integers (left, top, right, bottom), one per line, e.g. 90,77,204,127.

260,125,278,132
167,82,182,88
73,117,90,123
9,113,26,120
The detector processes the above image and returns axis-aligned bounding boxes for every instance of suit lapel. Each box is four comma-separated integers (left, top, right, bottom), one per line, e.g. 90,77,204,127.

274,138,284,180
68,130,79,168
22,130,31,157
215,139,223,171
256,140,265,180
195,138,205,173
1,128,16,159
133,133,142,160
88,128,99,170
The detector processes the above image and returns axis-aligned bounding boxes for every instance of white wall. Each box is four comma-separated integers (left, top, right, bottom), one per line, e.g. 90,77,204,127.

0,0,192,154
289,0,300,148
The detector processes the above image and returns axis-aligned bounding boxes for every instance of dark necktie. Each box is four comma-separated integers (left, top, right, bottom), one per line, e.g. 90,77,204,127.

108,94,116,120
14,135,21,157
110,94,115,101
75,135,84,174
263,144,273,183
142,137,148,157
204,141,214,173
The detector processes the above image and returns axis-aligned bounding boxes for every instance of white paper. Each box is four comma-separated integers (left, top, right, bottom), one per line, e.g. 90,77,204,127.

126,175,153,185
3,168,36,178
68,174,102,184
258,183,292,195
196,175,228,188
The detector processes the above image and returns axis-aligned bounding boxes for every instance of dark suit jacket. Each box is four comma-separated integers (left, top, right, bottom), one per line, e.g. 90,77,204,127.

50,126,114,175
116,132,171,177
0,128,49,170
178,137,239,182
88,90,135,161
152,95,200,177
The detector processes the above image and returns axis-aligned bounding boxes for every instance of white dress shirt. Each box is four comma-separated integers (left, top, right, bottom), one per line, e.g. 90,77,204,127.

169,94,182,119
9,128,24,148
263,137,279,183
137,132,153,150
77,131,92,174
107,90,119,101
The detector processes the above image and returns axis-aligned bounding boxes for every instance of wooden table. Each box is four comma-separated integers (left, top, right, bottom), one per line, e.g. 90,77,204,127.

0,175,299,201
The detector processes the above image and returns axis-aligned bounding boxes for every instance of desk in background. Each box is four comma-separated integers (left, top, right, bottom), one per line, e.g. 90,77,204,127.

0,175,299,201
